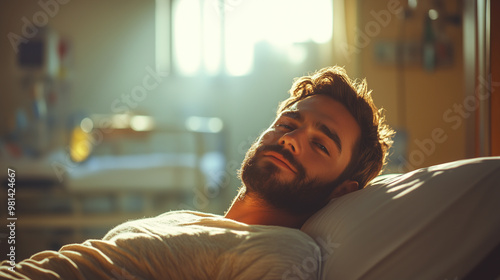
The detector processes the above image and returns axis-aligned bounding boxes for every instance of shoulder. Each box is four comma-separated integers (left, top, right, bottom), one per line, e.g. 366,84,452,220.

103,210,217,240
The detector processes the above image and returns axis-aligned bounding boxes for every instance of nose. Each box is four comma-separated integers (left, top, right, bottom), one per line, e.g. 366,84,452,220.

278,130,302,155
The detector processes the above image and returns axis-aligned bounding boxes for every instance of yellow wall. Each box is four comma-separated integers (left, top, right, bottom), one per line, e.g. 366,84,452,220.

355,0,466,171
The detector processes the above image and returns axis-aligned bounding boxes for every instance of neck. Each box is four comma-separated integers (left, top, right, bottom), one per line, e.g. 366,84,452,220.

224,188,310,229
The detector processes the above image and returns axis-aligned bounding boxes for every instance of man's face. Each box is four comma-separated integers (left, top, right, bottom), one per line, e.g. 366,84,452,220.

240,95,361,214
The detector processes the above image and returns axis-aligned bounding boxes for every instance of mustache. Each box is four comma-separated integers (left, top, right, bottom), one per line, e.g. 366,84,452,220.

256,144,305,175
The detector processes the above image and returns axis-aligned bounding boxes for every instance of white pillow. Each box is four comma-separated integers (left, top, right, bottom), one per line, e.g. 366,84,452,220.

301,156,500,280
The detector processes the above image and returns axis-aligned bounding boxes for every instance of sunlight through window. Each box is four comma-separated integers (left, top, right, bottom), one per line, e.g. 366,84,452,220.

203,0,222,75
173,0,202,75
169,0,333,76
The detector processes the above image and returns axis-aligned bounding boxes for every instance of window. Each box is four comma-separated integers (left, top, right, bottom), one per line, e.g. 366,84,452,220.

157,0,333,76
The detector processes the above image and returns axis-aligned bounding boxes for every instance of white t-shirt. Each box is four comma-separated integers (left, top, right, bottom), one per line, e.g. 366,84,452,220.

0,211,321,280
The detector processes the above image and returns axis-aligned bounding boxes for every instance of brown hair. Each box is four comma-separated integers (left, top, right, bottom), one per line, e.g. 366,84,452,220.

278,66,394,188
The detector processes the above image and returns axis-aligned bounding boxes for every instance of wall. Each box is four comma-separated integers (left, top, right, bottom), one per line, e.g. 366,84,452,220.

356,0,466,172
0,1,155,130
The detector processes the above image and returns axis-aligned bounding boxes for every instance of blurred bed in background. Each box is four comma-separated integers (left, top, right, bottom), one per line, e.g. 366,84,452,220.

0,112,227,259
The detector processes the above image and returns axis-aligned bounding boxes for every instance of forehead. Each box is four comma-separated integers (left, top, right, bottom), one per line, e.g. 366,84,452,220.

285,95,353,123
288,95,343,117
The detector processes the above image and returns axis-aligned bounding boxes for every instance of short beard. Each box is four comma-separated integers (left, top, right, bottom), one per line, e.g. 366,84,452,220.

238,143,344,215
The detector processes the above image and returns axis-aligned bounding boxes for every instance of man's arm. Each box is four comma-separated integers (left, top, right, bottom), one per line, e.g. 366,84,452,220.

0,239,141,280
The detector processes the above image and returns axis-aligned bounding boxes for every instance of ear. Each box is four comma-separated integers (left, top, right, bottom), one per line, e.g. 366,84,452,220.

328,180,359,200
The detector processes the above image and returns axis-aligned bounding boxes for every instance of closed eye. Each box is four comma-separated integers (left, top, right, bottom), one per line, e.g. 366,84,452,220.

314,141,330,156
276,123,294,130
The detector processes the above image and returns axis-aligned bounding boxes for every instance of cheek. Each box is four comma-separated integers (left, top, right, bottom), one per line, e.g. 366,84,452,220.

258,129,280,144
302,154,342,182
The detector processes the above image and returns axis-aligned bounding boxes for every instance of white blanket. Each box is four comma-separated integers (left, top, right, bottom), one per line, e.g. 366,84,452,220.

1,211,321,279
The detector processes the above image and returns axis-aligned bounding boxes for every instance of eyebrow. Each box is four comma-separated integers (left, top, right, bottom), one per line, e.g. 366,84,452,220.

281,111,342,153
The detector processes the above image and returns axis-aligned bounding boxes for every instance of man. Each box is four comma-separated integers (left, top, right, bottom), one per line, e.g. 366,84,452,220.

226,66,392,228
0,66,393,279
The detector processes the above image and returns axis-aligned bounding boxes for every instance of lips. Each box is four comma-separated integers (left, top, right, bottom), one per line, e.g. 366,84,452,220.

262,151,297,173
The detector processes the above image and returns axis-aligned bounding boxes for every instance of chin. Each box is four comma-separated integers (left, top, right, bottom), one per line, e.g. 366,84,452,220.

242,164,333,215
239,143,337,214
